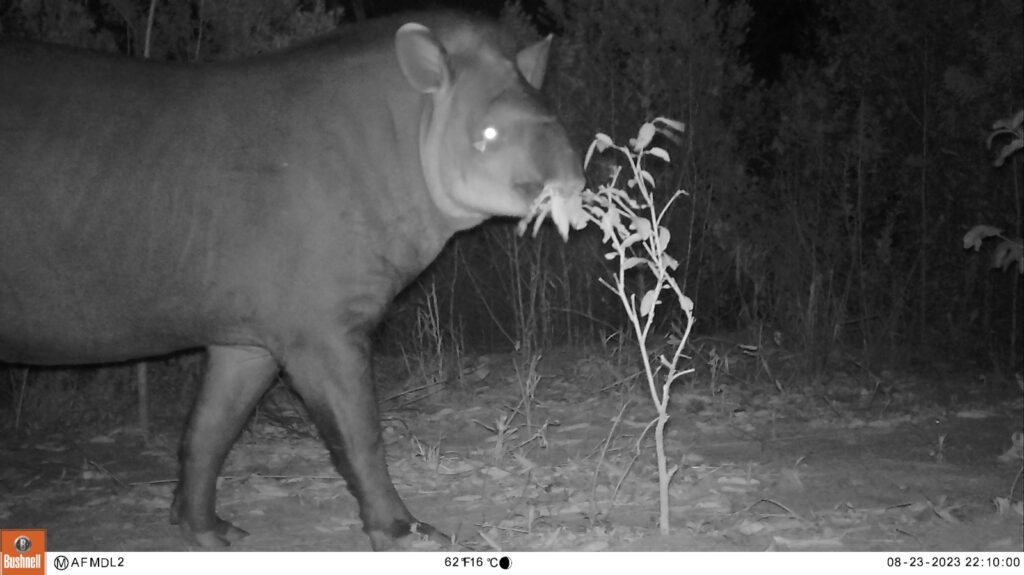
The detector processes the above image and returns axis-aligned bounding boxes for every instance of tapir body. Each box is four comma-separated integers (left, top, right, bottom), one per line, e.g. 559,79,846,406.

0,12,583,549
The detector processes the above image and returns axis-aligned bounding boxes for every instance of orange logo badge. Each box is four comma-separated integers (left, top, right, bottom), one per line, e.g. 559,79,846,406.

1,530,45,575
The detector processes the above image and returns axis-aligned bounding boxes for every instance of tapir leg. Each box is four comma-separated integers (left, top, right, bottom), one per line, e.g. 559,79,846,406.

171,345,279,548
285,333,446,550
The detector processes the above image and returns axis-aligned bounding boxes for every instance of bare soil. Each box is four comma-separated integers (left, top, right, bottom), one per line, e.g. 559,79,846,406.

2,348,1022,552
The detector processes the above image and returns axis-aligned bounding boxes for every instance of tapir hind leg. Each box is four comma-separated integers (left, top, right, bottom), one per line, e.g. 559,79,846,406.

171,345,279,548
284,333,448,550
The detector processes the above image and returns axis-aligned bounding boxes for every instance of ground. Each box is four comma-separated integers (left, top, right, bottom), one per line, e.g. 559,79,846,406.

1,346,1021,552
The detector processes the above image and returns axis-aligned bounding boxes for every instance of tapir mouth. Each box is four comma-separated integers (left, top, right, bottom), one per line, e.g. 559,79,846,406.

494,182,535,216
514,173,586,205
514,180,545,199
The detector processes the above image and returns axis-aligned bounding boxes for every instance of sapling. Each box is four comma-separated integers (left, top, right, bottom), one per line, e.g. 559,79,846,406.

521,117,694,534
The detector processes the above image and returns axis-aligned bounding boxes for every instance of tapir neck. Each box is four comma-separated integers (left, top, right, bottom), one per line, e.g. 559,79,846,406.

415,97,488,232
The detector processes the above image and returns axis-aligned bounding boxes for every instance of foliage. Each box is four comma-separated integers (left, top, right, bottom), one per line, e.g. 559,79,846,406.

961,108,1024,368
987,109,1024,168
735,0,1023,368
523,118,694,533
963,109,1024,276
0,0,339,59
964,224,1023,275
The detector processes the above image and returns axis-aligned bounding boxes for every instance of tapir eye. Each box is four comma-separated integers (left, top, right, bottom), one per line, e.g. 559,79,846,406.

473,125,500,152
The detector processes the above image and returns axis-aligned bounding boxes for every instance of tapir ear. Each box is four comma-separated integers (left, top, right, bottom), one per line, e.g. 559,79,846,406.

516,34,552,90
395,23,450,94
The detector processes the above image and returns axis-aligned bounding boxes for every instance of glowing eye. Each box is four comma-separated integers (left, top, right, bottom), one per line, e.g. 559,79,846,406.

474,126,500,152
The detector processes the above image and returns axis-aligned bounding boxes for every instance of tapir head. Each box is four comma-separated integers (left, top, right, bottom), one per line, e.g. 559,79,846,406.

395,19,585,227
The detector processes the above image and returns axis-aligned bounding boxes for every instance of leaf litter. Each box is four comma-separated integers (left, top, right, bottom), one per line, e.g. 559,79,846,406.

1,350,1021,551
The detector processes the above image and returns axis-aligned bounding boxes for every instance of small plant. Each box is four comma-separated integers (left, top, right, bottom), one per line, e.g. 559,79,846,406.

412,280,448,384
512,353,544,432
410,435,442,471
706,346,727,399
522,117,694,534
473,412,518,463
402,279,464,397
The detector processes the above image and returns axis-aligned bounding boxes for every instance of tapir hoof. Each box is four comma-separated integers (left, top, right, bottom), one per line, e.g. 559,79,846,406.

367,521,452,551
170,506,249,548
184,520,250,548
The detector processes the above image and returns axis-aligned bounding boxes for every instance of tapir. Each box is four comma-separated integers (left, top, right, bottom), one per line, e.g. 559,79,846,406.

0,12,584,550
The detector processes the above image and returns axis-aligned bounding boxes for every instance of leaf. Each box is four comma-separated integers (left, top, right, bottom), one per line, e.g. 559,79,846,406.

518,193,548,237
648,147,670,162
583,139,600,170
993,139,1023,167
515,217,529,237
630,217,652,239
550,192,570,241
622,257,646,271
604,251,617,260
599,206,621,243
594,133,614,151
632,122,656,152
654,117,686,133
963,224,1002,251
547,187,587,241
640,169,654,188
602,187,623,206
680,295,694,313
531,204,547,237
992,109,1023,131
992,238,1024,273
570,203,590,231
658,226,671,251
621,232,643,251
987,110,1023,166
640,289,658,317
662,253,678,270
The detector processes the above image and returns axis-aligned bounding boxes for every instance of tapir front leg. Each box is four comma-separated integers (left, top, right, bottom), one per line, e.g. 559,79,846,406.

284,331,446,550
171,345,279,548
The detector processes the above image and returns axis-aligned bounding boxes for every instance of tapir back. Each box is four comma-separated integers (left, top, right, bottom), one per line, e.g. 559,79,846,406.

0,37,432,365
